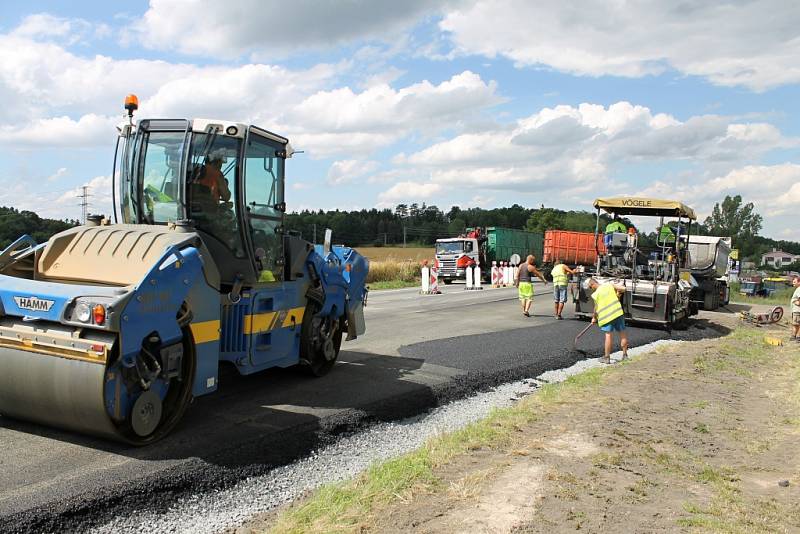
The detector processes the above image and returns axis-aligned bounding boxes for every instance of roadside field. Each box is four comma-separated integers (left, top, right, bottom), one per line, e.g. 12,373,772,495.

263,316,800,533
729,287,794,306
358,246,435,262
360,247,434,288
366,260,419,285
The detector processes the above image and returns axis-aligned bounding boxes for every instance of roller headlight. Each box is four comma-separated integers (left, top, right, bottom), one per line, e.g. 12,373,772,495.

75,301,91,323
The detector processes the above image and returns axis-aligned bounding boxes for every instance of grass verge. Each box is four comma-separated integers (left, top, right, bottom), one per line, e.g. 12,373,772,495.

367,279,420,291
728,284,794,306
269,368,606,533
267,326,799,534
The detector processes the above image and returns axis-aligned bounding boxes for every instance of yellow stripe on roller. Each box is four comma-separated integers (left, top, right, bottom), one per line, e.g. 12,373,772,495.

282,306,305,328
244,306,306,335
243,312,277,334
190,320,221,344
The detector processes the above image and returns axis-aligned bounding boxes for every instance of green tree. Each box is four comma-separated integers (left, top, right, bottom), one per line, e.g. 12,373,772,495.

704,195,763,258
525,208,564,233
447,217,466,236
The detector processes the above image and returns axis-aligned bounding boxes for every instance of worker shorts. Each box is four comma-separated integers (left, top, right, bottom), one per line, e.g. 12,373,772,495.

518,282,534,301
792,312,800,326
553,285,568,303
600,316,626,333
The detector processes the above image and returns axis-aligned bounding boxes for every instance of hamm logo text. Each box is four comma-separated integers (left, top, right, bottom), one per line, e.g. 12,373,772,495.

14,296,55,312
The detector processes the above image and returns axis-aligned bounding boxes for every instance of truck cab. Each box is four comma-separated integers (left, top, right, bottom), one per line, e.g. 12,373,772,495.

435,237,479,283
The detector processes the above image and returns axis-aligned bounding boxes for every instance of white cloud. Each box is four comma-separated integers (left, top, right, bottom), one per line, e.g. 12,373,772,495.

634,163,800,240
289,71,501,135
383,101,794,236
281,71,502,156
132,0,447,58
0,174,112,221
0,114,117,147
636,163,800,213
440,1,800,91
0,33,198,124
405,102,793,188
327,159,379,185
10,13,108,45
378,181,443,203
47,167,68,182
0,17,501,159
56,175,113,217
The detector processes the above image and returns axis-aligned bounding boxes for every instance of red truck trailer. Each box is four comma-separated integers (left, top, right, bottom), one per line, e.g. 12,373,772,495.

542,230,606,267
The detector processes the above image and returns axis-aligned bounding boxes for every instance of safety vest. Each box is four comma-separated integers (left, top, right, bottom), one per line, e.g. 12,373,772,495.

551,264,568,286
592,283,624,326
659,225,675,243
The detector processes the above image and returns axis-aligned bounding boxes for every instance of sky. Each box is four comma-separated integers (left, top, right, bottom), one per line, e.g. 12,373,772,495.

0,0,798,240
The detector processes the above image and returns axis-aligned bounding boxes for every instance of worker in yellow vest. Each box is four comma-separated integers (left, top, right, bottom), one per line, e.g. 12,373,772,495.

584,277,629,364
550,263,576,320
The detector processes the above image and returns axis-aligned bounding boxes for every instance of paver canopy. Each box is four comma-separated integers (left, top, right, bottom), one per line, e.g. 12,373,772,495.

593,197,697,220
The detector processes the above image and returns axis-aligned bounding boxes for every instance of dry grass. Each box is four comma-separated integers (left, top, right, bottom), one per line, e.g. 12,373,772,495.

360,247,435,288
366,260,419,284
358,246,435,262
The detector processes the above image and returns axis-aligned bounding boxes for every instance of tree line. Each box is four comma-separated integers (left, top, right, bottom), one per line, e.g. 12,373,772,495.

0,195,795,266
285,195,797,265
0,207,77,249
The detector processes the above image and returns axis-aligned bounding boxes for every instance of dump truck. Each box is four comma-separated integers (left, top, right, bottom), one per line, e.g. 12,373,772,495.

686,235,731,310
0,96,368,444
435,227,542,283
574,197,697,327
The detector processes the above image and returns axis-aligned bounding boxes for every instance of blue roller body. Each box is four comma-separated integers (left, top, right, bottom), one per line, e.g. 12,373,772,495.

0,232,369,438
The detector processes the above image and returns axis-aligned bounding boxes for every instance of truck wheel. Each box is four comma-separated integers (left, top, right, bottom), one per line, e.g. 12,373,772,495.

299,302,344,377
443,279,453,285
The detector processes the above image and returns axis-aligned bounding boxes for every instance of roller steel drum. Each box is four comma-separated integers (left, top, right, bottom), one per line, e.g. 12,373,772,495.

0,348,119,439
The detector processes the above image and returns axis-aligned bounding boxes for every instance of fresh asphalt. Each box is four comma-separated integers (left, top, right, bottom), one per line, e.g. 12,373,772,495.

0,282,727,532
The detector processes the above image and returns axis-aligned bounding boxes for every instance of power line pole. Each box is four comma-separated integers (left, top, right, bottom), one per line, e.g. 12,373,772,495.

313,223,317,244
403,226,406,248
77,185,90,224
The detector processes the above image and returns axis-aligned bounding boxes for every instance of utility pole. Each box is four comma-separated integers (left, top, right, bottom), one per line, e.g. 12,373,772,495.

77,185,90,224
313,223,317,244
403,226,406,248
384,232,388,246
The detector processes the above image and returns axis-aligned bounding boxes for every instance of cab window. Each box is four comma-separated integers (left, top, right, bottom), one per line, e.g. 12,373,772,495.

139,131,183,223
187,132,246,258
244,133,285,282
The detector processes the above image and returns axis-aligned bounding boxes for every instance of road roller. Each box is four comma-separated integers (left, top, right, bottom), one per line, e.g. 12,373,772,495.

0,96,368,444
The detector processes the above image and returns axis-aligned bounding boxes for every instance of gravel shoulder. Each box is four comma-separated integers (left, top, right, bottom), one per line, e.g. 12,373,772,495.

260,312,800,533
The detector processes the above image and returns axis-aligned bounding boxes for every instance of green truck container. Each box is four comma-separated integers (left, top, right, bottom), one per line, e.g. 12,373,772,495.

485,227,543,266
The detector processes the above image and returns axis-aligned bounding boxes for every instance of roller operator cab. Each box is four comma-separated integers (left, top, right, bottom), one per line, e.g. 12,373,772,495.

0,100,369,444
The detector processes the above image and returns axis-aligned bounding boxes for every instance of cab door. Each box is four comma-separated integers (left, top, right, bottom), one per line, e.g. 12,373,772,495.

242,130,300,368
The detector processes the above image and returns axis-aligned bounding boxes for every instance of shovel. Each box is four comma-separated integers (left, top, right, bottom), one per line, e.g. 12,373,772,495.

573,322,594,354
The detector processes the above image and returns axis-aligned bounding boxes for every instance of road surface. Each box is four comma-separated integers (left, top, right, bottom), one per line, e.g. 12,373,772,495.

0,283,722,532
